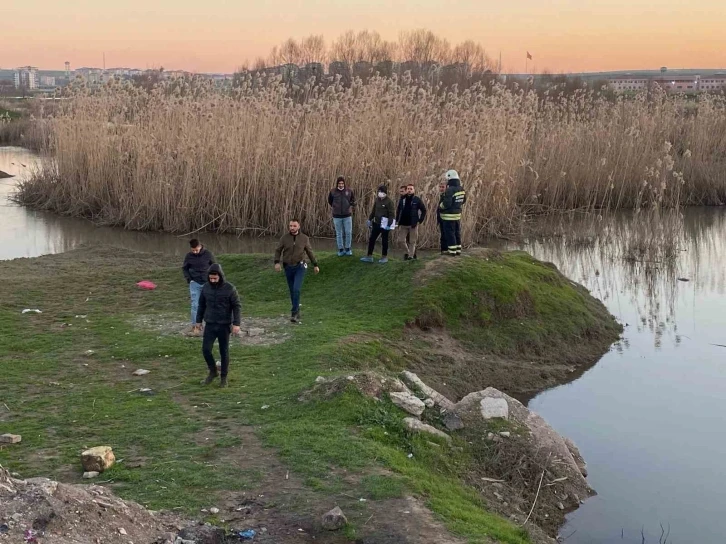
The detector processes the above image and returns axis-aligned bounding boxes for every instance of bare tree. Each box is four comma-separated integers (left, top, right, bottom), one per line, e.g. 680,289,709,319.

270,38,302,65
451,40,493,74
299,35,327,65
252,57,268,71
331,30,359,66
398,29,451,64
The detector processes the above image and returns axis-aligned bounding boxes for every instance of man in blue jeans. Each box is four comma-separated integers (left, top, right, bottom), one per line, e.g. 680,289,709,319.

274,219,320,323
182,238,216,335
328,176,356,256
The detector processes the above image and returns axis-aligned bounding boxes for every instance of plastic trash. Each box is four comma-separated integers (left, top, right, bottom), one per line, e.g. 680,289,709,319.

21,309,42,314
136,280,157,290
24,529,38,543
237,529,256,540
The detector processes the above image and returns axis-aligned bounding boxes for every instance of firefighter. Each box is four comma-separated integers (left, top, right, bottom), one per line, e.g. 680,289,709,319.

439,170,466,256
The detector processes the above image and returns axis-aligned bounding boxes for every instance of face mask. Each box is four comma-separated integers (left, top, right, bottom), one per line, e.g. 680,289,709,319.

377,192,386,198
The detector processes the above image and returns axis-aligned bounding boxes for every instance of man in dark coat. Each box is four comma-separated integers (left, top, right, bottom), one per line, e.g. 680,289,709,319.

195,263,241,388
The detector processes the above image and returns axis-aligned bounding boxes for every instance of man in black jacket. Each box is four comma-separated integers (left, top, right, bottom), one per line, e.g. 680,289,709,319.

195,263,241,388
395,183,427,260
182,239,215,334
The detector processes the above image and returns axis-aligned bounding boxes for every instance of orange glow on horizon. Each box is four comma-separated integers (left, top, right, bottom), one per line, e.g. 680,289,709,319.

3,0,725,73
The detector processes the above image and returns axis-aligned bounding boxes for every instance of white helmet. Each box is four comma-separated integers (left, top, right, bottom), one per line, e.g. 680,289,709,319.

445,169,460,181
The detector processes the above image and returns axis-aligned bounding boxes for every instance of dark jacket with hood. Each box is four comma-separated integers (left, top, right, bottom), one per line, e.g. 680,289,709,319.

195,264,242,326
439,178,467,220
328,184,356,218
368,186,395,226
396,194,428,227
182,247,216,284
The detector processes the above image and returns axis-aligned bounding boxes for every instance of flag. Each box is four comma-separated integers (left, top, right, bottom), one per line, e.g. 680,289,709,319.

526,51,533,60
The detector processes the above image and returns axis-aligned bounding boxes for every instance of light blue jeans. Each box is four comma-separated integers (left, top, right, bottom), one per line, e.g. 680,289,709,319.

189,281,203,324
333,216,353,250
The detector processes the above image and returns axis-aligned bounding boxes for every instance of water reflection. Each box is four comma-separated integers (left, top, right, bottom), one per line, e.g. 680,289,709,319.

523,209,726,543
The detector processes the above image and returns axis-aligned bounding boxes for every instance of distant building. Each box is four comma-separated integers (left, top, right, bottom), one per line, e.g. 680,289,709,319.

700,75,726,92
39,75,56,87
605,70,726,95
14,66,39,89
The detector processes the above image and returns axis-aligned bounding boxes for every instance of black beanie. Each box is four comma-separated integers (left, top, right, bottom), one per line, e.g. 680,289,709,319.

377,185,387,194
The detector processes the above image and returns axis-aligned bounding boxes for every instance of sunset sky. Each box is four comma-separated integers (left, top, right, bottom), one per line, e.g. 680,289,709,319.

4,0,725,74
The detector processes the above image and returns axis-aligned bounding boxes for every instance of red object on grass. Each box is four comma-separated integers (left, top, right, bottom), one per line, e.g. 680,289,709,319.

136,280,157,290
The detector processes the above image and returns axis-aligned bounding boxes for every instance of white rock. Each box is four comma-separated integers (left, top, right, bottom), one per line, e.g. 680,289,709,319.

209,507,220,515
423,398,435,408
389,392,426,416
118,528,127,535
499,431,511,438
315,376,327,384
132,369,150,376
403,418,452,444
400,371,456,411
83,471,100,479
480,397,509,420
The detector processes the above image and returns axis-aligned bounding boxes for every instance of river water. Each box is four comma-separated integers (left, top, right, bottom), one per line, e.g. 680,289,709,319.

2,146,725,543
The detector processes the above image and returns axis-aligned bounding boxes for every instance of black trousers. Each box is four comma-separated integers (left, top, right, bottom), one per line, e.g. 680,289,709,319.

202,322,231,377
442,220,461,254
438,220,447,253
367,225,390,256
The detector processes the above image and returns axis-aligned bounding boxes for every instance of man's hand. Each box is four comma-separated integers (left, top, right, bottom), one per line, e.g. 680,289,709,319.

232,325,241,336
314,266,320,274
274,263,281,272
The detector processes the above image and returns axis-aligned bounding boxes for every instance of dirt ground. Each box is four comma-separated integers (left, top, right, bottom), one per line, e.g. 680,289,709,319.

133,314,292,346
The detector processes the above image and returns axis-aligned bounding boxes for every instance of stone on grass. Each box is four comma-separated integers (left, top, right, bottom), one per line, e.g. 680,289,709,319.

83,471,100,479
389,391,426,416
402,418,452,444
0,434,21,444
480,397,509,420
400,371,456,412
442,413,464,431
81,446,115,473
423,398,435,408
132,369,150,376
321,506,348,531
209,507,220,515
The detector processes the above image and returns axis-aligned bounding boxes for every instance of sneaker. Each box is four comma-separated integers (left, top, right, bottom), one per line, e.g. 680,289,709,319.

379,257,389,264
337,249,345,257
413,254,418,260
360,256,374,263
219,376,228,388
290,312,298,323
345,249,353,256
201,371,218,385
403,253,409,261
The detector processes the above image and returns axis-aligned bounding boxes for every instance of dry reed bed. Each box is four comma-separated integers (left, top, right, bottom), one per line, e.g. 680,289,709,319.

15,76,726,246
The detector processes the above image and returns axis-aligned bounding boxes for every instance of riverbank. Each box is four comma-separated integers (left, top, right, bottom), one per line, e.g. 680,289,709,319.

0,247,620,542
